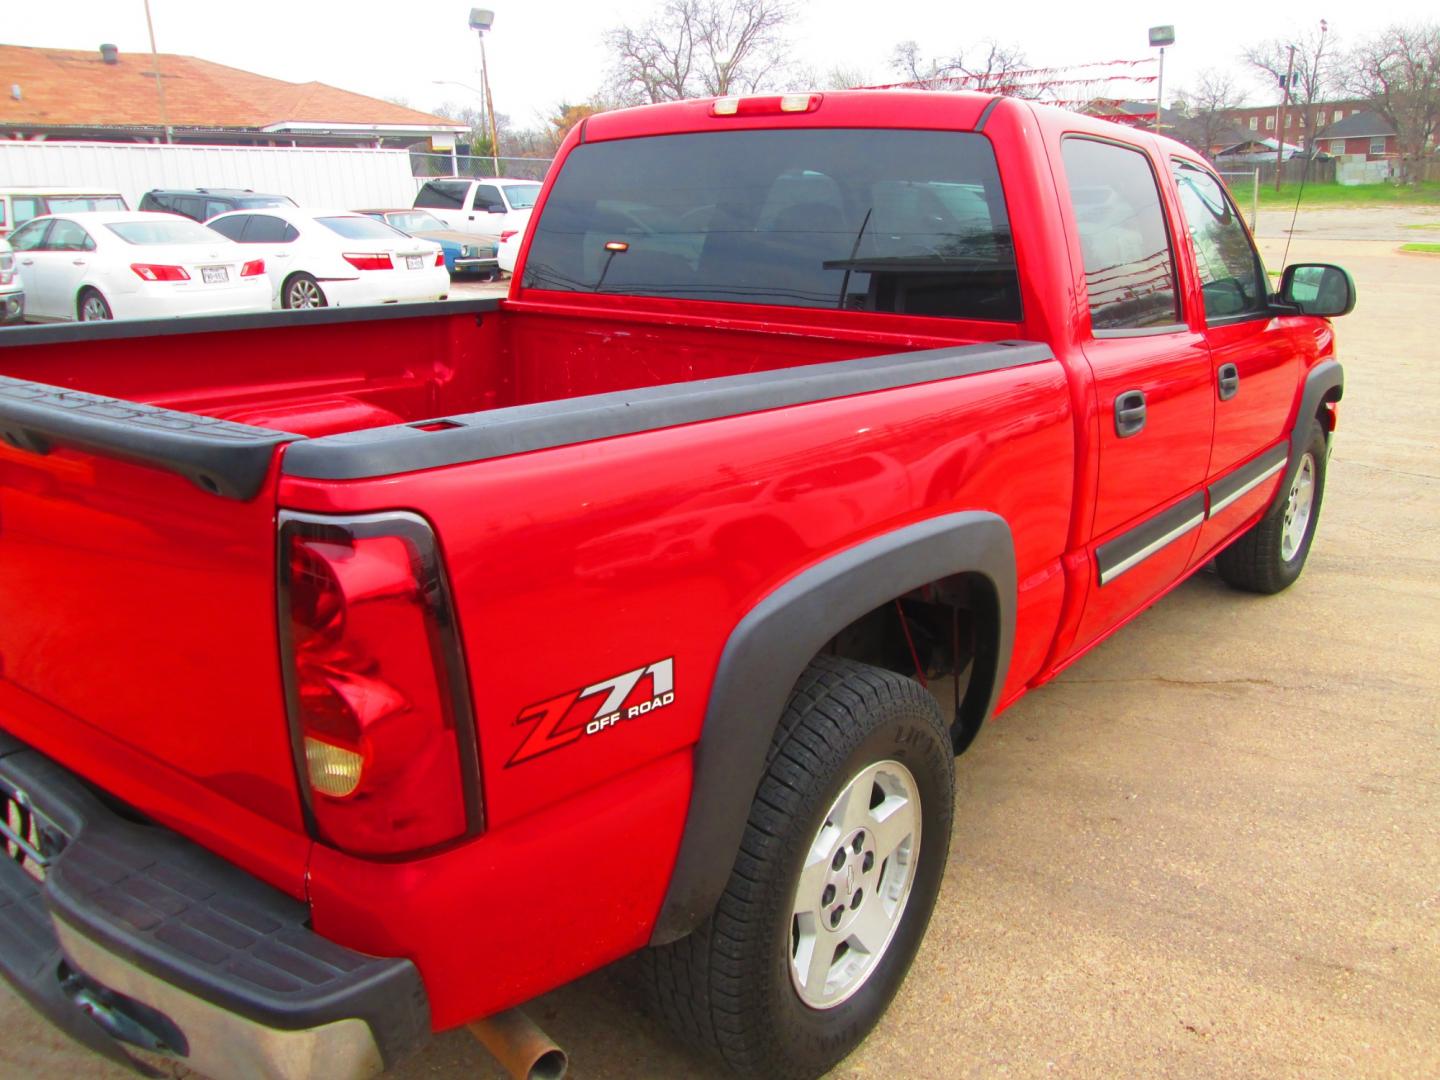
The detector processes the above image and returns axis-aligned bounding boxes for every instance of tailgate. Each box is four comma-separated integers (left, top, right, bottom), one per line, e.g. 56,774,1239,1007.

0,375,310,895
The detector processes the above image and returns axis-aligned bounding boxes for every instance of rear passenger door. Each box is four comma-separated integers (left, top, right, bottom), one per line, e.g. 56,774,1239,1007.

1057,136,1215,653
1168,161,1302,553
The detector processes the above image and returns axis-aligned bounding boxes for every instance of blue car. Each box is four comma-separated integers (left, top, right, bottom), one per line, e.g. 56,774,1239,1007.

357,209,499,278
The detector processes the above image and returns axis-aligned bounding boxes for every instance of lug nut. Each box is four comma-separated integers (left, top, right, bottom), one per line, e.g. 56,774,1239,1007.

822,884,835,905
832,849,846,871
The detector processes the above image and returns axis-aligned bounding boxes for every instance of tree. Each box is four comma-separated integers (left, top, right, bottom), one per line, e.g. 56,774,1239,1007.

604,0,792,104
1344,23,1440,184
1177,69,1247,159
891,40,1031,94
1245,24,1337,151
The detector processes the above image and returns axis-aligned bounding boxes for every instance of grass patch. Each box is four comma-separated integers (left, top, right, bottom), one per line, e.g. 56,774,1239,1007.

1251,181,1440,208
1404,222,1440,230
1400,242,1440,253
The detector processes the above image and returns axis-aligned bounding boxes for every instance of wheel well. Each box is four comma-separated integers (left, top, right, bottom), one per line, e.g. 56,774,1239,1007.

1317,386,1341,432
817,571,1001,754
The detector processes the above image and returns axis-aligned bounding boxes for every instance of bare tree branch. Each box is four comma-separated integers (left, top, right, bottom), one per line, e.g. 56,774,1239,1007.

1244,25,1338,150
1174,70,1248,159
604,0,792,104
889,39,1031,94
1342,22,1440,184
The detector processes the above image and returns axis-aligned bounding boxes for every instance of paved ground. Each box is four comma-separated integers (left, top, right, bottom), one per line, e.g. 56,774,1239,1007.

3,208,1437,1078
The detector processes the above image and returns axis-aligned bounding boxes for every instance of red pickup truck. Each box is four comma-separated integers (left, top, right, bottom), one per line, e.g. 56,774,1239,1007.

0,91,1352,1080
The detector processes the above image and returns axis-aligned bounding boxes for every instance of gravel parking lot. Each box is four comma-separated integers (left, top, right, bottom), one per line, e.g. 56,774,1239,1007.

2,207,1436,1079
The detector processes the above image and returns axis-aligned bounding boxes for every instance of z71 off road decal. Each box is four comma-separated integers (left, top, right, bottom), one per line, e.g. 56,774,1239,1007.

506,658,675,767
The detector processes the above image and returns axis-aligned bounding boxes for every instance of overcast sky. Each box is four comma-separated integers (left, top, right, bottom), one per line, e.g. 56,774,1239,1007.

10,1,1437,131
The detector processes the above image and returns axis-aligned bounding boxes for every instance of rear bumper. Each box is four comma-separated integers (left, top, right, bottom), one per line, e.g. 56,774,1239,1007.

0,730,429,1079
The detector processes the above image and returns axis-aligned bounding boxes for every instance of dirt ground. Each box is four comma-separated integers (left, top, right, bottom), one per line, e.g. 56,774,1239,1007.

3,206,1437,1079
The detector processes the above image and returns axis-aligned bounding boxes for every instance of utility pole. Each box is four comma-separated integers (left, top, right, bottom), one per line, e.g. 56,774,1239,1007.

1274,44,1295,192
142,0,173,144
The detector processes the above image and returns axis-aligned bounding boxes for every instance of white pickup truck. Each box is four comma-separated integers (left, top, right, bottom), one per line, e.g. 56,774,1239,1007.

411,177,540,248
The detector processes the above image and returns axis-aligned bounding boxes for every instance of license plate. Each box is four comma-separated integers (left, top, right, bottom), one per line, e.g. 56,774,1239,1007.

406,255,424,270
202,266,228,284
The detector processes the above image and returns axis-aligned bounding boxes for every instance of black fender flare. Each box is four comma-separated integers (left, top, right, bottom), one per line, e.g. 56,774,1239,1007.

649,510,1016,945
1283,359,1343,494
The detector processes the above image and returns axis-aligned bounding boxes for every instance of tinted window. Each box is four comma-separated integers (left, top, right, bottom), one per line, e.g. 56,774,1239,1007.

385,211,447,232
1062,138,1180,331
318,216,407,240
207,215,248,241
501,183,541,210
107,219,225,245
415,181,469,209
241,215,296,243
44,219,94,252
205,200,232,220
45,196,126,214
237,196,296,208
172,197,207,222
472,184,504,212
523,129,1020,321
13,198,42,226
8,219,50,251
1170,162,1268,320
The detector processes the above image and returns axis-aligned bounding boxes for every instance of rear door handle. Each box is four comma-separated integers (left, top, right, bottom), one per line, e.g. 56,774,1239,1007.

1217,363,1240,401
72,259,87,266
1114,389,1147,438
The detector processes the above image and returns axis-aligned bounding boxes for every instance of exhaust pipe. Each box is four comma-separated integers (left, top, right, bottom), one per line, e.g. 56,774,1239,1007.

467,1008,568,1080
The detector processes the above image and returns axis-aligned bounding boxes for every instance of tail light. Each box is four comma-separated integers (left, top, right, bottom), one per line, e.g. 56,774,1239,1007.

500,230,518,243
278,512,481,857
240,259,265,277
434,250,446,267
131,263,190,281
342,253,393,271
710,93,822,117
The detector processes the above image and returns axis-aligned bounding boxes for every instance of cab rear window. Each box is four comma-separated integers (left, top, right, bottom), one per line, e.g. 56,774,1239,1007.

523,129,1020,321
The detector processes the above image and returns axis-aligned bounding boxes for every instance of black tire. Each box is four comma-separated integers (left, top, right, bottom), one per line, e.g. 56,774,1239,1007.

281,273,326,309
641,655,954,1079
1217,417,1328,594
76,288,112,321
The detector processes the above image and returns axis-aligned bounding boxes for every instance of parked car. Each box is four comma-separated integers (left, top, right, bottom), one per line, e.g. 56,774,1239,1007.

0,91,1351,1080
0,187,129,238
0,239,23,324
205,206,449,309
356,209,499,278
496,225,521,276
412,177,541,245
140,188,298,223
4,211,269,322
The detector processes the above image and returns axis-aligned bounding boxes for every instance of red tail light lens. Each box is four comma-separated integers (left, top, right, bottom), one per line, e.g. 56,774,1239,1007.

434,250,445,267
499,230,518,242
131,263,190,282
279,512,480,857
240,259,265,277
342,252,393,271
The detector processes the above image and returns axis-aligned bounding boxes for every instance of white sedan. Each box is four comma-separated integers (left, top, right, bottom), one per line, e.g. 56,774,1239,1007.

5,212,270,322
206,207,449,309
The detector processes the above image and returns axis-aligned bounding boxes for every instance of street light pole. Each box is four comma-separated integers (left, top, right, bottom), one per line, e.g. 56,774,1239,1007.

1148,26,1176,134
1274,44,1296,192
469,9,501,177
142,0,173,144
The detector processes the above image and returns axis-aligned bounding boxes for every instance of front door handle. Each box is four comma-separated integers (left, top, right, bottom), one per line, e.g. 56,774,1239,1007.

19,258,34,265
1114,389,1147,438
1217,363,1240,401
72,259,87,266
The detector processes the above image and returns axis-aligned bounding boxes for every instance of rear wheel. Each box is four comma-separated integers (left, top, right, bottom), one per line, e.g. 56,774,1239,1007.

282,273,326,309
1217,417,1328,594
641,656,954,1079
77,288,112,321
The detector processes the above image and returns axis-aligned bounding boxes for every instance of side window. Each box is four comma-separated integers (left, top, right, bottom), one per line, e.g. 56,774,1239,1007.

8,219,50,251
45,219,94,252
205,200,232,221
13,197,41,227
174,197,207,221
472,184,504,212
207,215,247,241
240,215,293,243
1061,138,1181,332
1170,162,1268,321
415,181,467,209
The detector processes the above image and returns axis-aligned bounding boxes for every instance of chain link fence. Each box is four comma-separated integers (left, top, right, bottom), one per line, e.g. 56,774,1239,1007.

1216,169,1260,230
410,151,552,182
